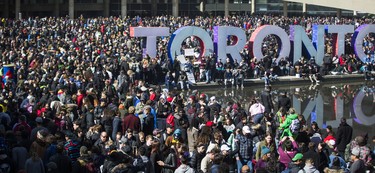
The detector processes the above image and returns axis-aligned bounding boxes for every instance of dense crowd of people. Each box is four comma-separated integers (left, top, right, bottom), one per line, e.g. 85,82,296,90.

0,14,375,173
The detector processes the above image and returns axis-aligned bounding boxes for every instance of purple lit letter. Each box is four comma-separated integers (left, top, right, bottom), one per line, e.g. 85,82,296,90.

352,24,375,62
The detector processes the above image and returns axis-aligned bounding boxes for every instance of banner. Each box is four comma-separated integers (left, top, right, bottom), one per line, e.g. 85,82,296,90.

184,49,195,56
177,55,196,84
2,64,15,84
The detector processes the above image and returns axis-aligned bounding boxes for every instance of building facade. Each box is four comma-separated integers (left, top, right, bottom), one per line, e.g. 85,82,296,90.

0,0,362,19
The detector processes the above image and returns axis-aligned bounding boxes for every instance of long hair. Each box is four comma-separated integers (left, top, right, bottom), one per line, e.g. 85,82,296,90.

197,126,211,145
151,140,160,155
30,151,40,161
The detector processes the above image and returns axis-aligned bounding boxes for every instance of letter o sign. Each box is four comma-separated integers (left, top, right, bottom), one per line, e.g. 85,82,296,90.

249,25,291,62
168,26,214,62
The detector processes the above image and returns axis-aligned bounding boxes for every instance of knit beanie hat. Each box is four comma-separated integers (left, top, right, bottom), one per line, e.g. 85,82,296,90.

261,146,271,157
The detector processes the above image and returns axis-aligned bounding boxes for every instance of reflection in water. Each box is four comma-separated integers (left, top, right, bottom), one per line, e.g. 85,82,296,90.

195,83,375,138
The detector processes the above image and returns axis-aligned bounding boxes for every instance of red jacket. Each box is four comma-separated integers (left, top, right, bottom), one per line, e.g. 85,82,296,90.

76,94,84,108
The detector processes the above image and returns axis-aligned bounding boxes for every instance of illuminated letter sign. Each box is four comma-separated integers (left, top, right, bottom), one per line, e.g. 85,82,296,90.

290,25,325,64
327,25,354,57
352,24,375,62
130,27,170,58
129,24,373,65
249,25,290,63
353,88,375,125
168,26,214,62
214,26,247,62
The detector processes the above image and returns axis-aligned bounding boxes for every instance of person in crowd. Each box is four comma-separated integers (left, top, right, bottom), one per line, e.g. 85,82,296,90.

234,126,255,173
336,118,353,158
64,130,81,162
261,86,274,114
29,130,48,162
254,146,272,171
30,117,48,141
328,149,347,170
278,92,291,111
25,151,45,173
323,157,346,173
345,135,372,167
317,142,330,172
157,144,177,173
278,136,299,170
303,142,320,169
248,98,265,125
299,158,320,173
350,147,366,173
49,144,72,173
122,106,141,134
255,132,275,161
189,143,206,172
12,141,28,172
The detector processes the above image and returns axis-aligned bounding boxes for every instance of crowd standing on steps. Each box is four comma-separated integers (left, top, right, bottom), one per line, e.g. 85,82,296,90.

0,14,374,173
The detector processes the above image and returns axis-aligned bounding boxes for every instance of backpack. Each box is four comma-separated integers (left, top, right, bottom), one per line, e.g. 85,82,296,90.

289,118,301,134
344,143,352,162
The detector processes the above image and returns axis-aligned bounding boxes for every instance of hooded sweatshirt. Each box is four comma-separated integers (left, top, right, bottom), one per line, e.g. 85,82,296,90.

299,164,320,173
175,164,195,173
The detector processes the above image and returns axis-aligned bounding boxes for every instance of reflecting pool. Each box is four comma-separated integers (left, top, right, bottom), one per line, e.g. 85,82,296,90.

194,81,375,138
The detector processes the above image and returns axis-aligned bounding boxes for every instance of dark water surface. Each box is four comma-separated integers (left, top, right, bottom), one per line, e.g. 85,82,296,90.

194,81,375,139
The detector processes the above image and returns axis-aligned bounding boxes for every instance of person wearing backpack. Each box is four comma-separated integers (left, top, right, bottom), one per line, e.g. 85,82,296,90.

279,108,299,139
72,146,96,173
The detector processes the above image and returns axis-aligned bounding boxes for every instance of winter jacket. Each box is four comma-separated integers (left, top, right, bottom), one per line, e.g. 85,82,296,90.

278,140,298,169
72,155,95,173
49,153,72,173
161,152,177,173
335,123,353,152
187,127,199,152
189,150,205,172
255,140,276,161
280,113,298,138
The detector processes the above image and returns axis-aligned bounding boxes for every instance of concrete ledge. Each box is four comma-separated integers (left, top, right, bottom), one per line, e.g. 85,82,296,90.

190,73,370,90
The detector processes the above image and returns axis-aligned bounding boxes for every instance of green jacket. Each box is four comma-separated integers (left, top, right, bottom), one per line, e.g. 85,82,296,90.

279,113,298,138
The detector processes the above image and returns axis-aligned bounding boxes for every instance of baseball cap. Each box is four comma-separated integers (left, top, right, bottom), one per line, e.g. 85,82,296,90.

351,147,360,157
220,144,231,151
292,153,303,161
153,129,163,136
242,126,251,134
206,144,218,153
